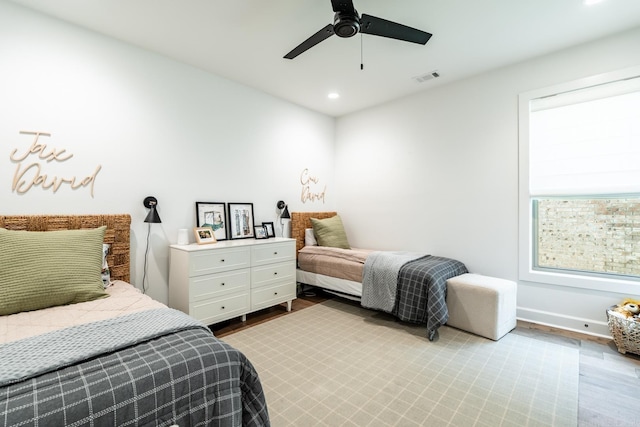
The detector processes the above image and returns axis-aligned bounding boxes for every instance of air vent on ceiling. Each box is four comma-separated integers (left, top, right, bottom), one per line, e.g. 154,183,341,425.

413,71,440,83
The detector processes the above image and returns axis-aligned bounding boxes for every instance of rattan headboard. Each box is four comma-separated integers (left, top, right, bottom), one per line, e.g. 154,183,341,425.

0,214,131,283
290,211,337,257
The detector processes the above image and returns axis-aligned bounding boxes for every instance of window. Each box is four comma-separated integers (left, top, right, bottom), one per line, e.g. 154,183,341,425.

519,66,640,293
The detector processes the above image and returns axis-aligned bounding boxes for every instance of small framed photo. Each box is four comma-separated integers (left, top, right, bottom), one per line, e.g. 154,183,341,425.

254,225,268,239
195,202,228,241
228,202,255,239
262,222,275,238
194,226,217,245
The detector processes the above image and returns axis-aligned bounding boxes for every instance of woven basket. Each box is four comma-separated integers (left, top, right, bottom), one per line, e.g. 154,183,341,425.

606,306,640,355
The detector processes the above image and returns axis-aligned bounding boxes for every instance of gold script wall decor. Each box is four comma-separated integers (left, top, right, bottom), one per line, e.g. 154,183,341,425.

300,168,326,203
10,131,102,197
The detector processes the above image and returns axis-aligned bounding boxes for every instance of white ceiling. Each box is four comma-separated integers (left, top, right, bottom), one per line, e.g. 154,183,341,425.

8,0,640,117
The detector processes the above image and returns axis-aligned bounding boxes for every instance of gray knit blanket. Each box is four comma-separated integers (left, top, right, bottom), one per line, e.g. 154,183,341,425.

0,308,207,386
362,251,427,313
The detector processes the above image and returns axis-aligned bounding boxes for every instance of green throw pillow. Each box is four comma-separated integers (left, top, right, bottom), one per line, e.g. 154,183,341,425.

0,226,109,315
310,215,351,249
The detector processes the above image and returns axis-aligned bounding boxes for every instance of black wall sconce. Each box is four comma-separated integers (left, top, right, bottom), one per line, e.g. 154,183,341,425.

276,200,290,219
143,196,162,223
142,196,161,294
277,200,291,237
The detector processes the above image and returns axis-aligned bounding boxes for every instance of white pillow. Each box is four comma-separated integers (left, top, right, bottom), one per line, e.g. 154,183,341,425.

102,243,112,288
304,228,318,246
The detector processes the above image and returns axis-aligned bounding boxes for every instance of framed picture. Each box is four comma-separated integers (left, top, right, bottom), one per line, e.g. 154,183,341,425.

228,202,255,239
254,225,268,239
262,221,275,238
195,202,228,241
194,226,217,245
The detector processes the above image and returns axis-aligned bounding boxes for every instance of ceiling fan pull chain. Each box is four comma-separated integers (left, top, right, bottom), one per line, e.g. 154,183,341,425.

360,33,364,70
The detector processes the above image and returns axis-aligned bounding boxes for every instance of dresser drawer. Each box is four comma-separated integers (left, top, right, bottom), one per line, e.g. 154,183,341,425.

251,241,295,266
189,247,250,276
189,269,250,302
251,261,295,288
190,292,249,325
251,282,295,311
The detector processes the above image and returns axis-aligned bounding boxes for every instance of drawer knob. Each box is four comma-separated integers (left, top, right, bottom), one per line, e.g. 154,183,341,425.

220,259,225,262
221,306,225,310
221,283,225,286
273,272,278,275
274,292,278,296
274,251,278,255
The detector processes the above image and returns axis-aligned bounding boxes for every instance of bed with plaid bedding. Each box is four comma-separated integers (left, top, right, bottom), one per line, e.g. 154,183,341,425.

0,309,269,426
363,254,468,341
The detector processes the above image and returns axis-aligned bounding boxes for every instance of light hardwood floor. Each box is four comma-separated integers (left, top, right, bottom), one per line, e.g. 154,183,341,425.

212,289,640,427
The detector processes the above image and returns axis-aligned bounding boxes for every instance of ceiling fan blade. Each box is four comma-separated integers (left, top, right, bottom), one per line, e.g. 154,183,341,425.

331,0,355,14
284,24,335,59
360,14,432,45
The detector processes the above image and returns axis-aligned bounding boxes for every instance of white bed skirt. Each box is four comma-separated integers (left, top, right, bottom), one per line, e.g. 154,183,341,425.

296,269,362,299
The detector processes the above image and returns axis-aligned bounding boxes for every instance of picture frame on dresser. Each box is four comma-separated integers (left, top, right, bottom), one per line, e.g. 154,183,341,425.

254,225,268,239
228,203,255,239
195,201,228,241
194,226,217,244
262,222,275,238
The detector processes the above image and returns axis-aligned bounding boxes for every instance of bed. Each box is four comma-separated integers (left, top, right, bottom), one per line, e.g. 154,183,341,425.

292,212,468,340
0,214,269,427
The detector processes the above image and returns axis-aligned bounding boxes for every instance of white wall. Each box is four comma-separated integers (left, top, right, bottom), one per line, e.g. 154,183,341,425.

334,27,640,337
0,2,336,304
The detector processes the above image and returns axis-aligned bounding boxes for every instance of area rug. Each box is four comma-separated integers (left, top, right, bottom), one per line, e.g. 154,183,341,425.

221,300,579,426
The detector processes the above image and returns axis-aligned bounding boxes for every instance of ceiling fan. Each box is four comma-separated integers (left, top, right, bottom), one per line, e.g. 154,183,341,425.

284,0,432,60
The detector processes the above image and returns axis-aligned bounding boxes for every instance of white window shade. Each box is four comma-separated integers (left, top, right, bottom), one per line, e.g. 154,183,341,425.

529,78,640,196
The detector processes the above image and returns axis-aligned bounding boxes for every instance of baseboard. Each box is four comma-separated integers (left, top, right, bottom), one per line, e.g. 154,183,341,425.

517,307,611,339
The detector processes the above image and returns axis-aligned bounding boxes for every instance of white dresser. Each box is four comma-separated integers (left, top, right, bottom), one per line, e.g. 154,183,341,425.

168,237,296,325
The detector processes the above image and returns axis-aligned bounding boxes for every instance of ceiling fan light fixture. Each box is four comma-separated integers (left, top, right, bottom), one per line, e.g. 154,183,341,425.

334,12,360,38
328,92,340,99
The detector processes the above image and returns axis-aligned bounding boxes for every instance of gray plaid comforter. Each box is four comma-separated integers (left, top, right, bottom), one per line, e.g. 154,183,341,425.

0,309,270,426
393,256,468,340
362,255,467,341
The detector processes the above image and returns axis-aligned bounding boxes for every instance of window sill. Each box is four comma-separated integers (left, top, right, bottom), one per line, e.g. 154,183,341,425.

519,268,639,294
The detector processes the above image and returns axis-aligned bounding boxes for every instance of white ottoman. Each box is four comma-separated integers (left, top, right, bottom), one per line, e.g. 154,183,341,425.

446,273,517,340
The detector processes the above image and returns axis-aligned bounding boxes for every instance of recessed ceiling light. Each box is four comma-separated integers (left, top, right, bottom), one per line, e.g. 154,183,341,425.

327,92,340,99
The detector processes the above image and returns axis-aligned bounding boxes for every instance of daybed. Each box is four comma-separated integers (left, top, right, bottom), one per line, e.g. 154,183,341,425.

0,214,269,426
292,212,469,340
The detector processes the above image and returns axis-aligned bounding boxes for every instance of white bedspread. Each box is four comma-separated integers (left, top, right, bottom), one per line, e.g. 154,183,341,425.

0,281,165,344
